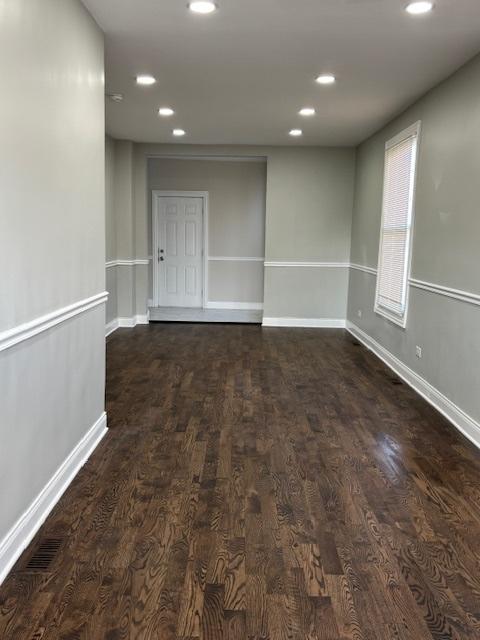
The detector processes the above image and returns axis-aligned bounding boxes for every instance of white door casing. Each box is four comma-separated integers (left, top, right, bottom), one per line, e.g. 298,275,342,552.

153,192,207,308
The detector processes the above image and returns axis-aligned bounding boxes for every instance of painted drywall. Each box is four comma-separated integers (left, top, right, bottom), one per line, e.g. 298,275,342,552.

348,52,480,427
106,266,118,325
105,136,116,262
105,135,117,324
1,1,105,331
264,147,355,319
265,148,354,262
0,0,105,562
147,158,267,304
114,141,135,261
119,144,355,320
264,267,349,320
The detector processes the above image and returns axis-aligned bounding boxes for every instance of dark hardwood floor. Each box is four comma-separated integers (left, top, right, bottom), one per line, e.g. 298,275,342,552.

1,324,480,639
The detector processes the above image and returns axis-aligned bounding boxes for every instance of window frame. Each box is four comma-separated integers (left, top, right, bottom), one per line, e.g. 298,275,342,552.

374,121,421,328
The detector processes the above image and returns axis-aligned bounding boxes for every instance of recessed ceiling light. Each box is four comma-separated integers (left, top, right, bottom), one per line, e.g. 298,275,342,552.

158,107,175,116
316,74,336,85
299,107,316,116
188,1,218,14
406,1,434,14
289,129,303,137
173,128,186,137
136,75,156,85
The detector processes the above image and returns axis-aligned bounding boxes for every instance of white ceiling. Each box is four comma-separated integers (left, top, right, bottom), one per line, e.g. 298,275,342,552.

82,0,480,146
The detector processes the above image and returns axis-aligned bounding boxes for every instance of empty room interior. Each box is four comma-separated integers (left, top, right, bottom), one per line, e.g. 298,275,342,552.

2,1,480,638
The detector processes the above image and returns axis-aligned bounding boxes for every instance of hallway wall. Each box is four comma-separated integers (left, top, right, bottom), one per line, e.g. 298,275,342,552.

347,52,480,444
147,157,267,307
105,143,355,325
105,135,118,324
0,0,106,582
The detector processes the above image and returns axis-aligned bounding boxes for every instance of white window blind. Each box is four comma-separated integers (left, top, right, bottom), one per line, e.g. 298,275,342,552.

375,122,420,327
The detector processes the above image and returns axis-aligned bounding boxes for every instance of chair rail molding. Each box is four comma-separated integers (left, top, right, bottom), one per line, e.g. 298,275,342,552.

208,256,265,262
349,264,480,307
106,259,150,268
409,278,480,307
264,261,350,268
0,292,108,353
350,263,378,275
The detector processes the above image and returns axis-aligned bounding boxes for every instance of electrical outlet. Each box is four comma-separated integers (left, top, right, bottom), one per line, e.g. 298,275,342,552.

415,346,422,359
357,309,362,318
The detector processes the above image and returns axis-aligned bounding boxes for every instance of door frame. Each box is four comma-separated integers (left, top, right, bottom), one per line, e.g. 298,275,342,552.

152,190,209,308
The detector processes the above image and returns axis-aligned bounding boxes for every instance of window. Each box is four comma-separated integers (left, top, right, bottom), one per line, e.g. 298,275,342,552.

375,121,420,327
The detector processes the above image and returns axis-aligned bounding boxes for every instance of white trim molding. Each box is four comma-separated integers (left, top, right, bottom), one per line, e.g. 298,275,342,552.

208,256,265,262
347,321,480,451
350,263,378,275
105,318,119,337
0,292,108,353
0,412,108,586
118,314,149,328
409,278,480,307
205,301,264,310
349,267,480,308
264,261,350,268
263,317,346,328
107,314,149,336
106,259,149,268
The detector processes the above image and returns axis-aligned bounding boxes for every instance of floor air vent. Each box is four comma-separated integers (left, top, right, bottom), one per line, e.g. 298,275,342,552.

389,377,403,386
25,538,63,572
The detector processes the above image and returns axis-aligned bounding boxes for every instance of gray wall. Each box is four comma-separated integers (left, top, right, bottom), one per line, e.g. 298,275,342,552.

105,135,118,324
0,0,105,551
117,143,355,319
148,158,267,304
264,148,355,319
347,53,480,425
104,138,144,322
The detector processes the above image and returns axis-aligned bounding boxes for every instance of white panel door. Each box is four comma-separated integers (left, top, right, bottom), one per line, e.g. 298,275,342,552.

155,196,203,307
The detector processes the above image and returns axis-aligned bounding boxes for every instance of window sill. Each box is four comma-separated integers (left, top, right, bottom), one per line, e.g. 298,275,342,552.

374,305,407,329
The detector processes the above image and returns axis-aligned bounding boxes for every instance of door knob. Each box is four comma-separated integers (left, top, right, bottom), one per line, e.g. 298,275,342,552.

160,256,164,261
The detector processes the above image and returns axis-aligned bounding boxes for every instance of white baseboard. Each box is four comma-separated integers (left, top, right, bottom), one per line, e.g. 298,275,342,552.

262,317,346,328
205,301,264,311
107,314,150,334
346,321,480,451
118,316,136,328
105,318,119,337
0,412,108,586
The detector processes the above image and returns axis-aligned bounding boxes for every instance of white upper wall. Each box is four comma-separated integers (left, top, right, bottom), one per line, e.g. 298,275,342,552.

350,53,480,294
0,0,105,331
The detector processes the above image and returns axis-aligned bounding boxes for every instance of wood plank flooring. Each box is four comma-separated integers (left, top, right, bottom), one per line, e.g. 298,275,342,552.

1,324,480,639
